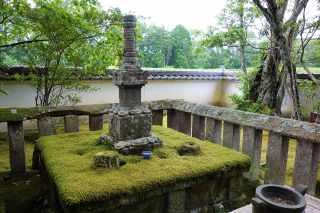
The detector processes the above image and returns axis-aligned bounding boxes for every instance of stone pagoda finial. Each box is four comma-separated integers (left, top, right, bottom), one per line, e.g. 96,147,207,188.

113,15,148,87
104,15,162,155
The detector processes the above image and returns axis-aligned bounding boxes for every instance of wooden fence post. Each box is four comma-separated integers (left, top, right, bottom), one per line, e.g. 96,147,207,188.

242,127,263,182
152,110,163,126
185,113,191,136
206,118,222,145
179,111,185,134
172,110,179,131
89,114,103,131
264,132,289,185
223,122,240,151
167,109,173,129
292,139,320,196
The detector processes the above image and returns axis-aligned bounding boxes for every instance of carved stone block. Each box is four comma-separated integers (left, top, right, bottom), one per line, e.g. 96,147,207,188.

109,113,152,141
113,135,162,155
119,87,141,107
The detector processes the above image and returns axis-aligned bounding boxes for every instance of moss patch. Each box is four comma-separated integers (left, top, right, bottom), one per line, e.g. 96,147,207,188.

2,171,44,213
177,141,201,156
36,125,251,207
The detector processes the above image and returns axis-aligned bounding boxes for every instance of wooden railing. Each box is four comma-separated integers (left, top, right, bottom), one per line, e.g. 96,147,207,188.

1,99,320,196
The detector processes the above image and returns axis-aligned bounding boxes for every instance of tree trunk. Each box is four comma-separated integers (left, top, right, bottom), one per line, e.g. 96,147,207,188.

252,0,308,120
239,45,246,75
239,0,247,75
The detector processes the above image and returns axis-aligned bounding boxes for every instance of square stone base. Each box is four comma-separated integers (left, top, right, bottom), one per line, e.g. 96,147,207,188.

109,113,152,141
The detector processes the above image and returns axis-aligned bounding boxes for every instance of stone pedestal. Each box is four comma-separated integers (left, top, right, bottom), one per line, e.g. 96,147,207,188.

64,115,79,133
103,15,162,154
33,116,53,170
109,112,152,141
8,121,25,175
89,114,103,131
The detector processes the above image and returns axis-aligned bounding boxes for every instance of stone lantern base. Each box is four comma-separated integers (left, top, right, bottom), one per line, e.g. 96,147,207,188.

109,112,152,140
106,107,162,155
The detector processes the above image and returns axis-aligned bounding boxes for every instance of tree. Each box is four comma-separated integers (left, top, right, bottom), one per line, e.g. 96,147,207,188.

252,0,311,119
0,0,33,95
197,0,257,74
169,25,193,68
293,7,320,91
1,0,123,106
138,24,173,68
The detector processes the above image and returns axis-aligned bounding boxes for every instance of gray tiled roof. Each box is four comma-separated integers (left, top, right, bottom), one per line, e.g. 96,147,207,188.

1,66,319,81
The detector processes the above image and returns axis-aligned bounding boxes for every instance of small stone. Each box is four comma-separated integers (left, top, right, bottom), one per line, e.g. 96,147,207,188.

99,133,115,147
114,141,129,149
177,141,201,156
91,152,119,169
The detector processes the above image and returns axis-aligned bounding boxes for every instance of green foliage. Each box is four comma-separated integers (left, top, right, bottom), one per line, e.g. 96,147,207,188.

138,23,173,68
228,56,273,115
195,0,260,73
169,25,194,68
299,79,320,118
1,0,123,105
0,70,9,96
138,24,194,69
36,125,251,206
249,164,268,172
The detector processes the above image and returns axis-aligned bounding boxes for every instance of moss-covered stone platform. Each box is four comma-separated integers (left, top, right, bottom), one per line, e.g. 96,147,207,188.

37,126,251,213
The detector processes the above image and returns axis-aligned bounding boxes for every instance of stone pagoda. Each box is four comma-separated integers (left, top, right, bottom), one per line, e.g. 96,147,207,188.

107,15,162,155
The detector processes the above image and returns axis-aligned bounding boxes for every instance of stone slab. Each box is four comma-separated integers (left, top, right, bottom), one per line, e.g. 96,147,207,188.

170,100,320,143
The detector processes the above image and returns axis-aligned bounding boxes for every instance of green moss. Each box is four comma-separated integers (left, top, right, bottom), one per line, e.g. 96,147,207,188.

177,141,201,156
36,125,251,207
0,107,49,122
156,99,172,108
242,178,261,205
2,172,44,213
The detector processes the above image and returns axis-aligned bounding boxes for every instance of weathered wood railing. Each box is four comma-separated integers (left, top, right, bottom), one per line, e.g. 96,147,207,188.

1,99,320,196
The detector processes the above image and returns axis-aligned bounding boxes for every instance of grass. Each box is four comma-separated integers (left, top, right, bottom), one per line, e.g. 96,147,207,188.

296,67,320,73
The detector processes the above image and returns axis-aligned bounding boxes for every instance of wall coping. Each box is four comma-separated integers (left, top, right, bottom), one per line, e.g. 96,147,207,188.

1,66,320,81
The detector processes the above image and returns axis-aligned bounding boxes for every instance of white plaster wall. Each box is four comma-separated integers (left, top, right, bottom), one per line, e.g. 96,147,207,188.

142,80,224,105
0,80,236,107
1,79,317,131
0,79,234,131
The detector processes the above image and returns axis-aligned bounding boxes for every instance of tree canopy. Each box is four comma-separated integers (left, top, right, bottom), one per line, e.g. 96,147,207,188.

1,0,123,105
